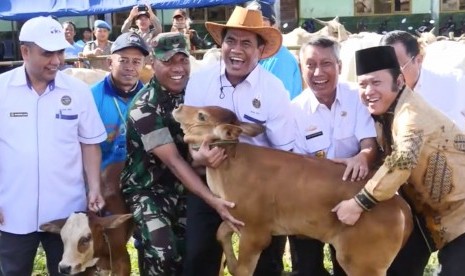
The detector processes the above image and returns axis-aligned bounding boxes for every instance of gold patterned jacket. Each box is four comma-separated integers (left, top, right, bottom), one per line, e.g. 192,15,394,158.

365,86,465,249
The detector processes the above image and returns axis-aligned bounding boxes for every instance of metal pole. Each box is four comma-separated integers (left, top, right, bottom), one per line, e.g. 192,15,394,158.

431,0,439,35
275,0,281,29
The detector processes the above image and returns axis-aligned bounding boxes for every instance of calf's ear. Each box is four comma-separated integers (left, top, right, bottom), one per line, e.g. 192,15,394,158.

40,218,67,234
97,214,133,229
213,124,242,140
239,122,265,137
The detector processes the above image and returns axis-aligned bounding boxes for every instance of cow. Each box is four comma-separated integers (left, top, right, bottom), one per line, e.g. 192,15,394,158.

172,104,413,276
40,161,134,275
40,212,133,275
282,17,351,61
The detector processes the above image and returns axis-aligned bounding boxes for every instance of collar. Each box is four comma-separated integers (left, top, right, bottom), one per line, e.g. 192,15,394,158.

191,139,239,151
219,60,260,91
106,75,142,99
373,85,406,124
308,84,341,113
150,77,185,102
10,66,68,92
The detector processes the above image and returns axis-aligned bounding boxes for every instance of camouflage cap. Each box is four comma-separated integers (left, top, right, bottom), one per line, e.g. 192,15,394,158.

153,32,189,61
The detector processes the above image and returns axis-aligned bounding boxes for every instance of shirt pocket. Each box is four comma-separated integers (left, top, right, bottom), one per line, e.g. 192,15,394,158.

334,135,360,158
54,110,79,142
243,113,266,125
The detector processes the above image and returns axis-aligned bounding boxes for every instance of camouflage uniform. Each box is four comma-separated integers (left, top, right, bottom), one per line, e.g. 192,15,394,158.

121,77,187,276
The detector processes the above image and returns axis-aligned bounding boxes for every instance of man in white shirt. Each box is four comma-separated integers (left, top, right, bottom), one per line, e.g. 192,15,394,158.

380,30,465,131
290,36,377,276
183,6,294,276
0,16,106,276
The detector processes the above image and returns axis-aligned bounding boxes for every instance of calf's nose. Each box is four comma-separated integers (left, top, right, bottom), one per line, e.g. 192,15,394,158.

58,264,72,275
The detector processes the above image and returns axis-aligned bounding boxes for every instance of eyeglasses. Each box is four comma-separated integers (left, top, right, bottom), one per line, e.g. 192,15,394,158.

400,55,416,71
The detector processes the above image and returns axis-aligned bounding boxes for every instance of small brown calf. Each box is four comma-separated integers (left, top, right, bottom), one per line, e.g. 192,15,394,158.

40,211,132,275
173,104,413,276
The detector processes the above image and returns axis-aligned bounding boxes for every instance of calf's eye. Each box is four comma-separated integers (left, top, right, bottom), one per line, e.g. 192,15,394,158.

198,112,205,121
80,234,92,245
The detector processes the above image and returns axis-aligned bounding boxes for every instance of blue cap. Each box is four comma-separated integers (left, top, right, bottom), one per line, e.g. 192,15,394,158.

94,20,111,31
111,32,149,56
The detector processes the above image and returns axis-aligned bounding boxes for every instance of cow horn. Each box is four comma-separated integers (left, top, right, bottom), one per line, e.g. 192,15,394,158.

415,30,421,36
429,27,435,34
313,17,328,26
333,16,340,23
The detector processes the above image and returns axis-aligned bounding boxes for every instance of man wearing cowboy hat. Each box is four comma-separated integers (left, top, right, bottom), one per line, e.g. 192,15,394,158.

183,6,294,276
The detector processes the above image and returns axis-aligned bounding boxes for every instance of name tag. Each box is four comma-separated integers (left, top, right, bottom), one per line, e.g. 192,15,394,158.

56,113,78,120
306,131,323,140
10,112,28,117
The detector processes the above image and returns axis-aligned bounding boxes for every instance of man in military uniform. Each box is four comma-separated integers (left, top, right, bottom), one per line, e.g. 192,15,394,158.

120,32,241,275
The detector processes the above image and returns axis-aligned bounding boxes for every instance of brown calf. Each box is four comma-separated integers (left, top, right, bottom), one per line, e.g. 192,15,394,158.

172,104,413,276
40,212,133,275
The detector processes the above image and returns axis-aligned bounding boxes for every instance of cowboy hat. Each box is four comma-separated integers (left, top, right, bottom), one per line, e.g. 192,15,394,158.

205,6,282,59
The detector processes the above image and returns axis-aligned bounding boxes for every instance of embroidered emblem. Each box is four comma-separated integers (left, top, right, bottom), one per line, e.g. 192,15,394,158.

306,125,318,132
384,129,423,170
340,111,347,117
315,150,326,158
453,134,465,152
61,95,72,106
252,98,261,109
424,151,453,203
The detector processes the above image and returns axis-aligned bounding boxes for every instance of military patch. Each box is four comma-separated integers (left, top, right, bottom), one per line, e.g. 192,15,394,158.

453,134,465,152
424,151,453,203
384,130,423,170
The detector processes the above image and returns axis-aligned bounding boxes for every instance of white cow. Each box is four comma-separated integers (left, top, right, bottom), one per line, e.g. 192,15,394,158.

62,48,222,87
62,68,108,86
339,32,384,82
283,17,352,61
423,40,465,73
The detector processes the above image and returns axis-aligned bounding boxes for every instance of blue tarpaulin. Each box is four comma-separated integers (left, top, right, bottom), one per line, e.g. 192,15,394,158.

0,0,274,21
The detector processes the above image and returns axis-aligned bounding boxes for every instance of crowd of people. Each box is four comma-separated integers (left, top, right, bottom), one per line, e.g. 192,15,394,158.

1,0,465,276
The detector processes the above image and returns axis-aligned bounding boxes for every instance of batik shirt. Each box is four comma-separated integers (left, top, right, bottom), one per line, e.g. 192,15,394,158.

363,86,465,249
121,78,187,197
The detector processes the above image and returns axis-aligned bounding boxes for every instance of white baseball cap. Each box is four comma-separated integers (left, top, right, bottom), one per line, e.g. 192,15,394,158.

19,16,71,51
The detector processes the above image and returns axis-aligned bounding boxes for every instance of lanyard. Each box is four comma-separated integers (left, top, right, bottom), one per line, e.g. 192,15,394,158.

112,97,127,128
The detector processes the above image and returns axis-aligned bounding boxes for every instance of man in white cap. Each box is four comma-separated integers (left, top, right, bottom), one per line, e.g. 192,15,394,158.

0,16,106,275
184,6,294,276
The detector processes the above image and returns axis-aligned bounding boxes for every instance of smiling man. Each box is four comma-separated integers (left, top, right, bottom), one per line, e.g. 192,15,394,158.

0,16,106,275
290,35,377,276
184,6,294,276
91,32,149,201
333,45,465,276
120,32,241,275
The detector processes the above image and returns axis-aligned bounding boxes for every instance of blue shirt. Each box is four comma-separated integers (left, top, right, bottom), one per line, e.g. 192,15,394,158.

91,75,144,170
64,42,83,58
259,45,302,99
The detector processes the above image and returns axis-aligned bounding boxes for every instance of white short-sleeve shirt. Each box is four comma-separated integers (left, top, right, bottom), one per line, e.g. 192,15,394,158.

291,82,376,158
0,66,107,234
416,68,465,131
186,62,294,151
